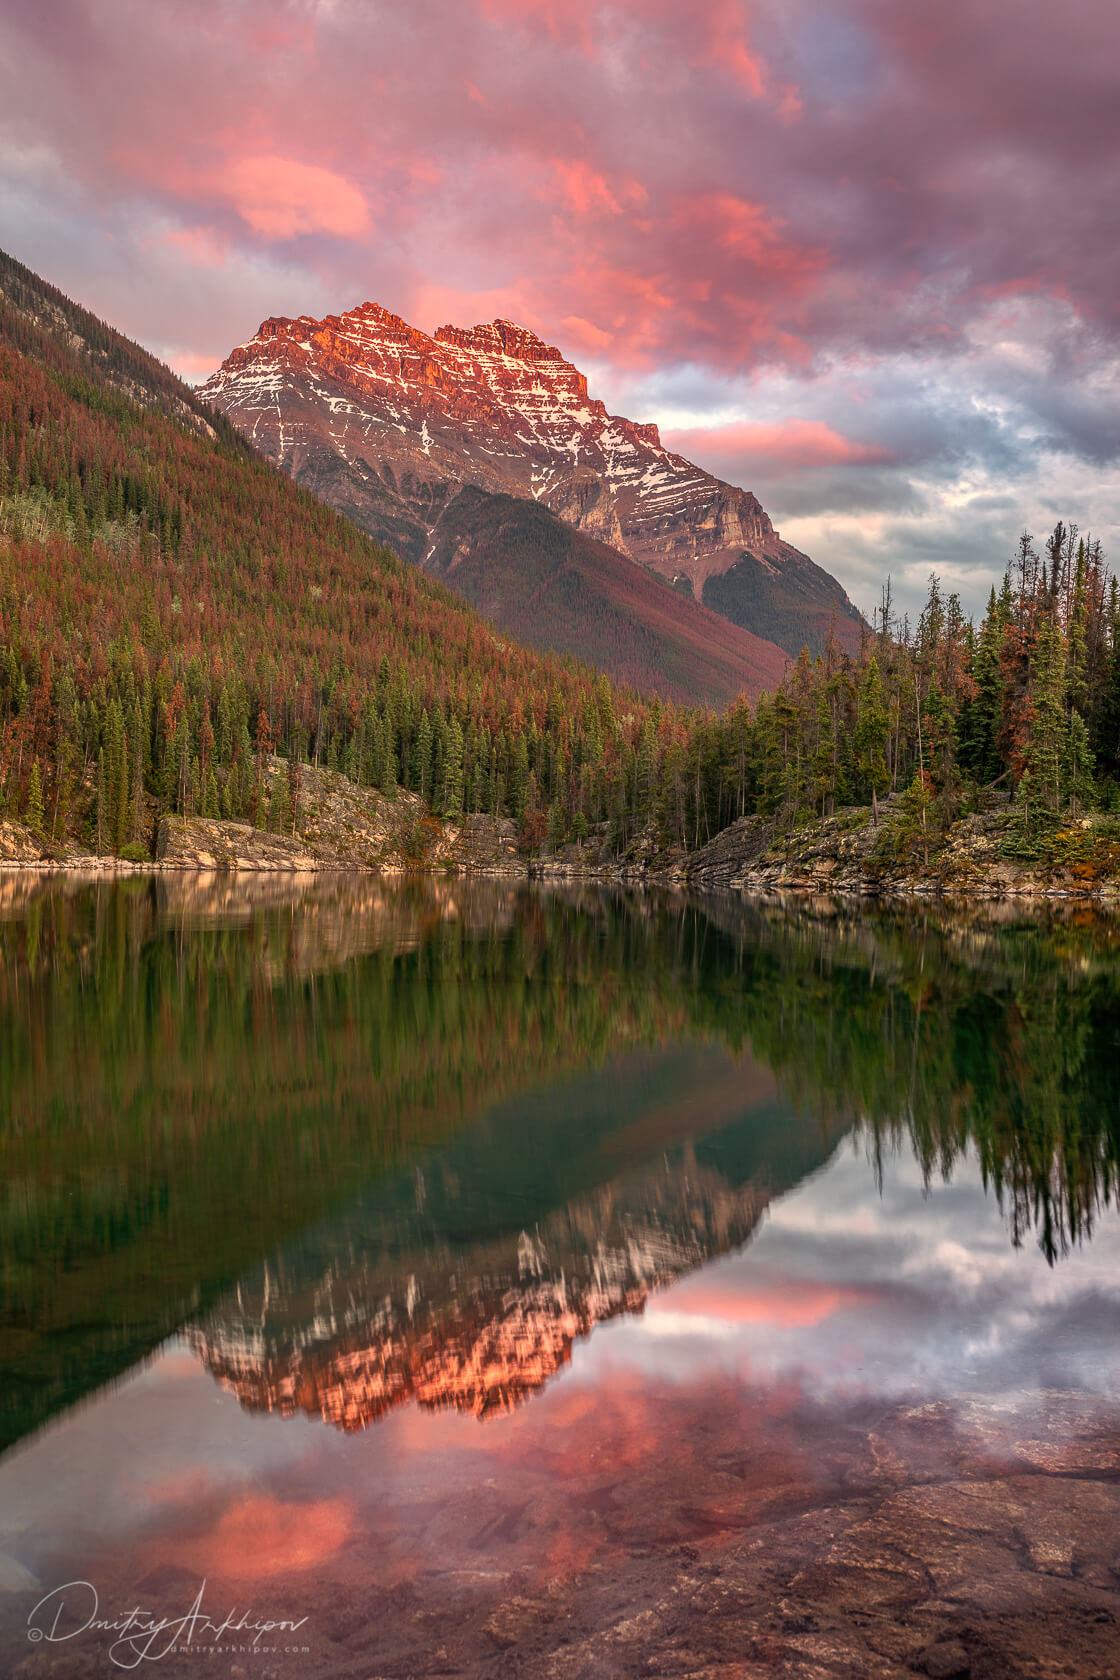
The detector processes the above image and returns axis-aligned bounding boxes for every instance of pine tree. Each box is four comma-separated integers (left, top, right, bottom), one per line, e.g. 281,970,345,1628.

129,703,144,842
508,734,529,820
287,755,303,834
379,713,397,797
105,698,125,841
413,707,433,798
635,716,658,827
547,798,565,850
1065,711,1096,817
268,774,289,834
253,701,272,818
95,748,107,854
443,714,465,819
960,588,1006,783
1029,618,1067,814
893,770,934,867
854,657,890,806
114,731,129,851
25,758,43,835
1067,540,1090,720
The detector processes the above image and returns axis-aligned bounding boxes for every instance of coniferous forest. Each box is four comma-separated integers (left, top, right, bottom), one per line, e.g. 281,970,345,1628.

2,247,1120,864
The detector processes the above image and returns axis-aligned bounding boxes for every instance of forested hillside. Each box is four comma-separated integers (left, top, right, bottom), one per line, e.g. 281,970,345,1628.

0,250,676,855
1,248,1118,865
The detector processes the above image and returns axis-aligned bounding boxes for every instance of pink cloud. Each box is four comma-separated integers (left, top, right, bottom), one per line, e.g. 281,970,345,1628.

560,313,614,351
702,193,808,268
409,278,548,340
693,0,767,97
478,0,600,53
552,158,623,216
664,419,893,475
170,349,233,378
219,155,371,240
4,0,1120,412
159,225,230,268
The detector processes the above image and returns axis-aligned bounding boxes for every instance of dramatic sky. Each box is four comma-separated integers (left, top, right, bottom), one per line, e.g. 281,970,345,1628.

2,0,1119,617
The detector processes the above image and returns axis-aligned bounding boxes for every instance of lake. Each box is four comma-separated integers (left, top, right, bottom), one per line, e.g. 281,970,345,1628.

1,876,1119,1679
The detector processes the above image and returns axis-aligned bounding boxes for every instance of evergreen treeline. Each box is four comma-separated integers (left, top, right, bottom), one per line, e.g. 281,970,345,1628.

679,533,1120,856
2,247,1119,860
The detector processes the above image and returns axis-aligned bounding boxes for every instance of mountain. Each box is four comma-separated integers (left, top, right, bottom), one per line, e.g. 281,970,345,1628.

0,247,690,856
0,248,235,444
417,483,788,703
199,304,865,689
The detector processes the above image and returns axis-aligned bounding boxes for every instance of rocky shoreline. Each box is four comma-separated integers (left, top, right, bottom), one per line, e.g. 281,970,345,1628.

0,761,527,878
7,1385,1117,1680
3,765,1119,904
533,802,1120,903
671,803,1120,903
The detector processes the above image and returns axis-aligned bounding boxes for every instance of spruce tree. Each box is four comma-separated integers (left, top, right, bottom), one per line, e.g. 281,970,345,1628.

547,798,565,850
413,707,433,799
443,715,465,819
25,759,44,835
379,713,397,797
508,735,529,820
129,704,145,841
1066,712,1096,817
960,589,1005,782
95,748,107,854
115,733,130,851
854,657,890,803
268,775,289,834
1029,619,1068,814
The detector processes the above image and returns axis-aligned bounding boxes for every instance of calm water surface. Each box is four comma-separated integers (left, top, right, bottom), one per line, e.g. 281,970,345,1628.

1,876,1119,1679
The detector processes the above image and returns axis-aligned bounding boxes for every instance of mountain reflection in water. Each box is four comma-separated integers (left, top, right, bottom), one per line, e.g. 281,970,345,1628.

1,877,1119,1679
186,1045,838,1430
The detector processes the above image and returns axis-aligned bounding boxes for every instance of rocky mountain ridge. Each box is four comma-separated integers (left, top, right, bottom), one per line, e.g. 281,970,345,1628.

202,303,777,576
200,302,864,679
0,248,221,441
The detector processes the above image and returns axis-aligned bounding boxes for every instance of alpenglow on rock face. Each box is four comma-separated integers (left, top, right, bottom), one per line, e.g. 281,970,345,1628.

200,304,863,686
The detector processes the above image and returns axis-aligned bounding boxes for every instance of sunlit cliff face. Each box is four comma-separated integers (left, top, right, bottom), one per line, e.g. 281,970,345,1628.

199,303,784,591
197,298,862,667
